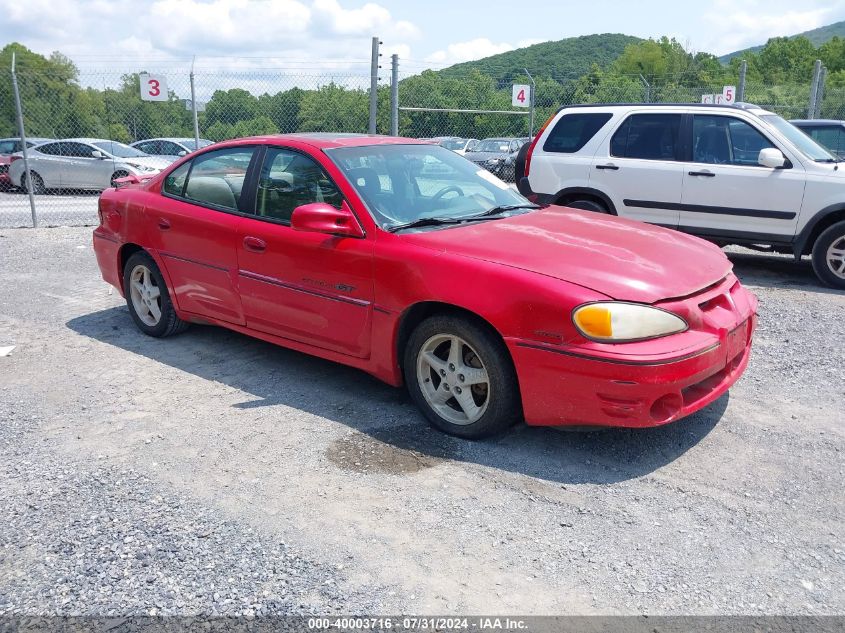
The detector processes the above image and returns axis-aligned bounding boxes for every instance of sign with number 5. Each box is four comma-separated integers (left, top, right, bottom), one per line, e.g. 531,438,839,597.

140,73,168,102
722,85,736,105
512,84,530,108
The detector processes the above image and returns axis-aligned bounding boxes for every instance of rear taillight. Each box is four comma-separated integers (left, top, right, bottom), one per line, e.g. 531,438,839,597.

525,113,556,177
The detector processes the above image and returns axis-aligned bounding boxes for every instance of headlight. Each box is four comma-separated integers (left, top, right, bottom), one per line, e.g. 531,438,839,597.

127,163,157,172
486,158,502,165
572,302,687,342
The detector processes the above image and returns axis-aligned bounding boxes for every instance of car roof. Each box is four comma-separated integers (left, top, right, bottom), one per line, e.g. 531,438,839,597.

51,138,119,144
557,102,774,116
132,137,213,144
789,119,844,126
209,133,430,150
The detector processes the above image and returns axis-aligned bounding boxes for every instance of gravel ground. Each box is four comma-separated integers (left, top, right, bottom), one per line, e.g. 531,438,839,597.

0,227,843,616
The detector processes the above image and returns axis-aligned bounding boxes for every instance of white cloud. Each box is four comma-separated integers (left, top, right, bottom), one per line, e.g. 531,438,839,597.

425,38,517,66
702,0,834,54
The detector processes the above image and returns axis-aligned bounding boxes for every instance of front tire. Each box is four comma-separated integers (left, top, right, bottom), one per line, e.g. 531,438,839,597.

123,251,189,337
811,220,845,289
404,315,521,439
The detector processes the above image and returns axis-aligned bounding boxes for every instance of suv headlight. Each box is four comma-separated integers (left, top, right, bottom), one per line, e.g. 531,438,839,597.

572,302,687,342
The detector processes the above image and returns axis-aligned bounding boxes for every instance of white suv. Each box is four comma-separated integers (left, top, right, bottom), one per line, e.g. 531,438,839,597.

516,103,845,288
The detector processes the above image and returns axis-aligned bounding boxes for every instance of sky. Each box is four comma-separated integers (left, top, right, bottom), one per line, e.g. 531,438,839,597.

4,0,845,75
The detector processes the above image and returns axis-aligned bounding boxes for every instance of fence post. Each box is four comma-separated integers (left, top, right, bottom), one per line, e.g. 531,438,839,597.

390,54,399,136
369,36,381,134
10,52,37,228
524,68,535,138
814,66,827,119
190,57,200,148
737,60,747,103
639,74,651,103
808,59,822,119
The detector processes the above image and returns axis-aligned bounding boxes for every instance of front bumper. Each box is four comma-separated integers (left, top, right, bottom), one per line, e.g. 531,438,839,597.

508,276,757,428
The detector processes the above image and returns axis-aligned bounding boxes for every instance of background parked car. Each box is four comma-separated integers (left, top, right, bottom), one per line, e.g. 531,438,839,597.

790,119,845,160
0,137,52,191
9,138,171,193
436,137,480,155
131,137,214,161
466,137,529,182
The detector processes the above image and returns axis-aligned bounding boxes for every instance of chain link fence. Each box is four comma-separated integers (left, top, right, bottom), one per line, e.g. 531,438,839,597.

2,58,840,228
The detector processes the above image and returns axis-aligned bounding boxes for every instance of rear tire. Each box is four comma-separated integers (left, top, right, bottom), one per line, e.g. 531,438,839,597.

22,171,45,195
404,315,521,439
811,220,845,289
123,251,189,337
565,198,608,213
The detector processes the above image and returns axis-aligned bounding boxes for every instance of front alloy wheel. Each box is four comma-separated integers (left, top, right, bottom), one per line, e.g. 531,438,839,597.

811,220,845,289
405,315,521,439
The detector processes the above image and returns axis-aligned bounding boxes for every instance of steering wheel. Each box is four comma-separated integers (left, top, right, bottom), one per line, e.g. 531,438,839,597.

431,185,465,202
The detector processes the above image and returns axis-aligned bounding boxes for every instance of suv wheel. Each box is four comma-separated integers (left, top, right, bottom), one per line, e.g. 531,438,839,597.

565,198,608,214
811,220,845,289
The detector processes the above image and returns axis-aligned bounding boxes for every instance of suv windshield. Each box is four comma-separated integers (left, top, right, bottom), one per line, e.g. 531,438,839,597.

326,144,531,230
94,141,148,158
759,115,836,162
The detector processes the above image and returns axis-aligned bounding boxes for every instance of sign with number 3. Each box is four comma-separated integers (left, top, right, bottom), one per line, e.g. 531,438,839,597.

140,73,168,102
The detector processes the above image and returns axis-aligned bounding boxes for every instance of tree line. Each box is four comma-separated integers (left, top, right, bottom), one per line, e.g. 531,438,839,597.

1,35,843,145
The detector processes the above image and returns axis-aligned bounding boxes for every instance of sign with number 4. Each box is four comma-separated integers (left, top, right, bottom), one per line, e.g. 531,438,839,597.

512,84,530,108
140,73,168,102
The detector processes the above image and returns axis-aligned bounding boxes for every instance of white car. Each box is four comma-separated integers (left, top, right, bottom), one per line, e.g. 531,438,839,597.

517,103,845,288
9,138,172,193
131,137,214,160
435,137,480,155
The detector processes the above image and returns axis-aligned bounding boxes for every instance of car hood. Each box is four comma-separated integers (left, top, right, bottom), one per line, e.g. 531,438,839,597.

118,156,172,170
400,206,732,303
465,151,507,162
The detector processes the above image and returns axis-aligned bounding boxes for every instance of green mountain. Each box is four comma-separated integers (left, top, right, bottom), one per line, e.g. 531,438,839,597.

436,33,643,83
719,20,845,62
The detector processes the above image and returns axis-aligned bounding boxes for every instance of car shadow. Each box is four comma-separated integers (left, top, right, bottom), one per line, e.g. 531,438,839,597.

727,250,842,296
67,307,727,485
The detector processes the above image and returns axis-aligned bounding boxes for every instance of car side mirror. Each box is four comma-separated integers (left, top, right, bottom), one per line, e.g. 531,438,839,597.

178,150,187,157
91,150,105,159
758,148,787,169
291,201,364,238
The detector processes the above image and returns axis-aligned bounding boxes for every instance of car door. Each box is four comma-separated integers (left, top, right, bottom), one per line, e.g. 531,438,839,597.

154,146,259,325
589,111,685,228
62,141,104,189
680,114,805,239
236,145,374,358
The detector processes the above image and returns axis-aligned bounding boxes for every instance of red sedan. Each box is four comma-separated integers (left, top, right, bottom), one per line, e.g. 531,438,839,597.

93,134,757,439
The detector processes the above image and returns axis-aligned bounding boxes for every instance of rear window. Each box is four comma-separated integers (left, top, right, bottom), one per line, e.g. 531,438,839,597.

543,113,612,153
610,113,682,161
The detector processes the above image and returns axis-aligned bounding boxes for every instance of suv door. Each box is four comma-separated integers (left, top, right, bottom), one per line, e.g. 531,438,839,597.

154,146,258,325
680,114,805,239
590,112,685,227
236,145,374,358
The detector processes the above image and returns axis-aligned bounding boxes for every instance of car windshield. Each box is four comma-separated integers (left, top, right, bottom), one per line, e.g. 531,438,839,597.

326,144,532,230
474,140,512,153
759,115,836,162
439,139,466,150
94,141,148,158
181,139,213,150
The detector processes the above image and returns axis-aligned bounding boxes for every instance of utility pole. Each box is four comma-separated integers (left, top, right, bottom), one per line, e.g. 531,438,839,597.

10,52,37,227
369,37,381,134
390,54,399,136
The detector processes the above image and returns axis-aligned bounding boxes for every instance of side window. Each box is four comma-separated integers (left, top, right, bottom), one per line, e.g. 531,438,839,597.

182,147,255,211
134,141,154,154
65,142,95,158
0,141,15,154
163,162,190,197
693,115,774,166
544,113,613,153
255,148,343,223
37,143,62,156
610,113,682,161
162,142,183,155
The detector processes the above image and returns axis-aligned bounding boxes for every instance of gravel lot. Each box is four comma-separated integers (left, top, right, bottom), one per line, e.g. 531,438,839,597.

0,226,842,616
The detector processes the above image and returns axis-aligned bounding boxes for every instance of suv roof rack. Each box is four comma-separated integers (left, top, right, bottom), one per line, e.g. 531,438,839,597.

556,102,762,112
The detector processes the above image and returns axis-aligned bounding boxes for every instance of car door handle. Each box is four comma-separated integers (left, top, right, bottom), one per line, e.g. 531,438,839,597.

595,164,619,170
688,170,716,177
243,236,267,253
157,218,171,230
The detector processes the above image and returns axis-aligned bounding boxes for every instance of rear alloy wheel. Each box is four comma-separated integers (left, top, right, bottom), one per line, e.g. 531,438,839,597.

123,251,189,337
404,315,521,439
811,220,845,289
22,171,45,195
111,170,130,188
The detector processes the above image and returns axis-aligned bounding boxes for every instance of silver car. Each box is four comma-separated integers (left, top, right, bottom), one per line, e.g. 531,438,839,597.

131,137,214,160
9,138,172,193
